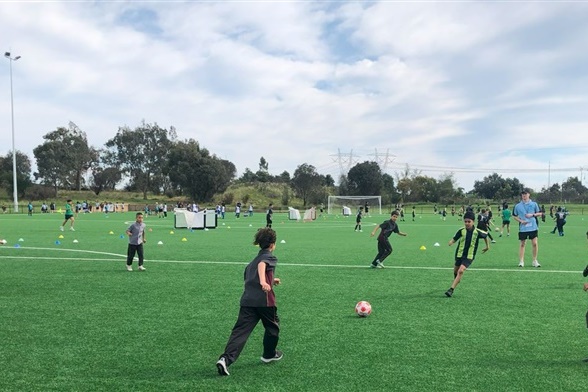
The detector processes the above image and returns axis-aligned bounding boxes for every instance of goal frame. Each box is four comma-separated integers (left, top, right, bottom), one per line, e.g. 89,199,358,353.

327,196,382,215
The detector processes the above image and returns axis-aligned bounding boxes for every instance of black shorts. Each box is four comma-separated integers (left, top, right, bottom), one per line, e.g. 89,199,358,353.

502,220,510,226
65,214,74,220
454,257,473,268
518,230,538,241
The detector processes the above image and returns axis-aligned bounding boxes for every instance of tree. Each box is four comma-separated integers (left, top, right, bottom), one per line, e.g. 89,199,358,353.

473,173,524,201
291,163,322,206
381,173,399,204
561,176,587,202
165,139,235,202
87,149,122,196
238,168,258,183
105,122,172,199
347,161,383,195
396,177,411,202
473,173,506,200
275,171,291,183
411,176,438,202
437,173,462,203
33,124,96,195
337,174,349,195
322,174,335,187
90,167,122,196
0,151,33,198
259,157,269,172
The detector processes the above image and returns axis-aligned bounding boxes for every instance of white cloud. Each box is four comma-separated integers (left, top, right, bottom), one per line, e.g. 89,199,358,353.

1,1,588,192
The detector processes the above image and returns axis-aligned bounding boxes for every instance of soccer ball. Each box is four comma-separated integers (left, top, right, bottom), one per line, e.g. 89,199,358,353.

0,239,7,245
494,227,500,232
355,301,372,317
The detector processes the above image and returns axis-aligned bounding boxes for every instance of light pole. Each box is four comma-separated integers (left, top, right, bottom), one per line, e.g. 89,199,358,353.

5,51,20,213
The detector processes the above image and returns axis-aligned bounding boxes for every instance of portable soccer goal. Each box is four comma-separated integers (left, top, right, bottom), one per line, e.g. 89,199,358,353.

303,207,316,221
174,208,217,229
288,207,301,221
327,196,382,215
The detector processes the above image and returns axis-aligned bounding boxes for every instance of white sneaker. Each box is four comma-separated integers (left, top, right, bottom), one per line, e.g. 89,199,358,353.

138,265,146,271
70,227,75,231
518,261,524,268
491,240,496,243
261,350,283,363
60,226,64,232
126,265,133,272
216,357,230,376
532,260,541,268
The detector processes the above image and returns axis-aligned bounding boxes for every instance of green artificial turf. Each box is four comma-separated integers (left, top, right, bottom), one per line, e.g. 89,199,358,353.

1,210,588,391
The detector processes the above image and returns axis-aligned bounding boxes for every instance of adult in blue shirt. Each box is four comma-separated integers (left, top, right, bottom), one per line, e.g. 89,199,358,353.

513,188,541,268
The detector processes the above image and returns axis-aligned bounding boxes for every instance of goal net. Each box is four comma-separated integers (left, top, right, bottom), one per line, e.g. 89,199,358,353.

327,196,382,215
303,207,316,221
288,207,301,221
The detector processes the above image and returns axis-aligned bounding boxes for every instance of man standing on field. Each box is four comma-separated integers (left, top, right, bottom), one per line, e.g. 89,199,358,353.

513,189,541,268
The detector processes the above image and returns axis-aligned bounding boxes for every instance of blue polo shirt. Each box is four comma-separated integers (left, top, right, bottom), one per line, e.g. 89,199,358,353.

513,199,539,232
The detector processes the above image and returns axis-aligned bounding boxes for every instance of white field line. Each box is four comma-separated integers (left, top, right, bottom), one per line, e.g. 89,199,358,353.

0,247,584,274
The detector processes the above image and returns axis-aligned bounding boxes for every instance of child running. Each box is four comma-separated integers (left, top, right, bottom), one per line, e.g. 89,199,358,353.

369,210,407,268
354,207,363,232
445,211,490,297
216,227,282,376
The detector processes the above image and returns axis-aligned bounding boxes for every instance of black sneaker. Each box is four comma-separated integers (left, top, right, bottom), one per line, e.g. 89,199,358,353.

216,357,230,376
261,350,283,363
445,288,454,297
583,266,588,278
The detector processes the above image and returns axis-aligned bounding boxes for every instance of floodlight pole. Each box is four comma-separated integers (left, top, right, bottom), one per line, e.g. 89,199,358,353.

5,51,20,213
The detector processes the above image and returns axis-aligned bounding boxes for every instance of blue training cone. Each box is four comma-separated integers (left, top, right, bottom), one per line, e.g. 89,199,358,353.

55,240,61,245
14,244,20,248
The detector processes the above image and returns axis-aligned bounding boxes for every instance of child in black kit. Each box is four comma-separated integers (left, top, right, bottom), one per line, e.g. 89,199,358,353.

216,228,282,376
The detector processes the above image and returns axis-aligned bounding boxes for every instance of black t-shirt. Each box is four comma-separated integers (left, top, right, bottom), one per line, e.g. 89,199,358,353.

240,249,278,307
378,219,399,241
477,214,489,230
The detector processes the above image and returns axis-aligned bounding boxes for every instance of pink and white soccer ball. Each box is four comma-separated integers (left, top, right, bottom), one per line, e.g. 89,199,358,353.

355,301,372,317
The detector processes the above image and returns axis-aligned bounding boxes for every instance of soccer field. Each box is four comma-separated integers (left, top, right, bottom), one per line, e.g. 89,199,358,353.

1,210,587,391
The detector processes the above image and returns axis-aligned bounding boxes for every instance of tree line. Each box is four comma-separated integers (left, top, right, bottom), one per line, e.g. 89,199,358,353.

1,121,586,205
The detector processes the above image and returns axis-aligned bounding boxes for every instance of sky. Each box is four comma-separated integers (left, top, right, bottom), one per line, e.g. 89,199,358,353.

2,0,588,193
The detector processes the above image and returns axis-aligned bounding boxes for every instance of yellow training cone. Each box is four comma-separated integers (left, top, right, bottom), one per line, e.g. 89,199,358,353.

58,235,64,239
109,231,114,235
170,231,175,234
420,245,427,250
181,237,187,242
